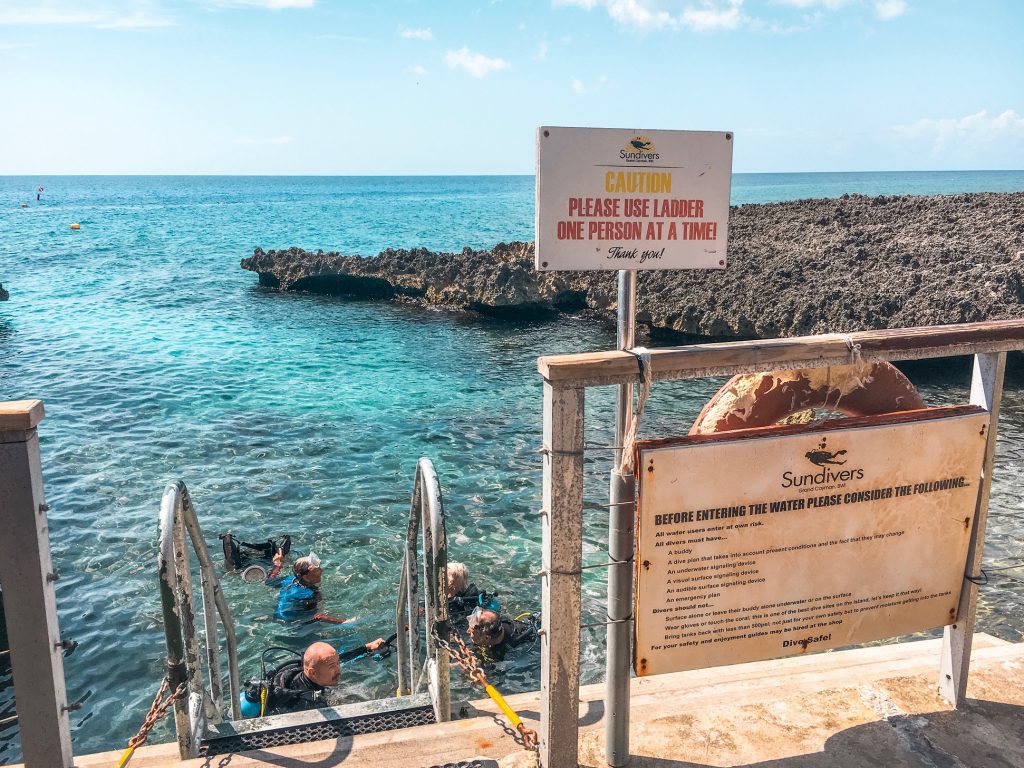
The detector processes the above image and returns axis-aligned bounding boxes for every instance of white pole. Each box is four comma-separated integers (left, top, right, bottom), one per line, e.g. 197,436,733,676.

606,270,636,766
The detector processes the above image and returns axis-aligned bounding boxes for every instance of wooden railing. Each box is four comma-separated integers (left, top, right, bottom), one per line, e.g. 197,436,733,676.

535,318,1024,768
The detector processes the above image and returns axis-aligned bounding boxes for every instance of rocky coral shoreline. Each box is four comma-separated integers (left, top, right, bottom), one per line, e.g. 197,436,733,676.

241,192,1024,340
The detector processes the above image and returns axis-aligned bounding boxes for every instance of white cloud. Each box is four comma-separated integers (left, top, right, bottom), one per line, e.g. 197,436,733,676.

893,110,1024,155
555,0,746,32
608,0,679,30
408,64,428,76
572,78,587,93
0,2,174,28
556,0,906,32
873,0,906,20
535,41,549,59
773,0,908,19
399,27,433,40
682,0,744,31
444,47,510,78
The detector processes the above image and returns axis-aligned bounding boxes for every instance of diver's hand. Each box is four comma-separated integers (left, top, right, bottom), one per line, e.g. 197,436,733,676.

273,548,284,567
365,638,386,652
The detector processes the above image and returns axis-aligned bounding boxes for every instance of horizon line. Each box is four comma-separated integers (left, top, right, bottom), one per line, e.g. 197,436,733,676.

2,169,1023,178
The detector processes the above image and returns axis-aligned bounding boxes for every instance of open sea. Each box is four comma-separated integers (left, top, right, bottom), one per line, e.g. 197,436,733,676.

2,171,1024,762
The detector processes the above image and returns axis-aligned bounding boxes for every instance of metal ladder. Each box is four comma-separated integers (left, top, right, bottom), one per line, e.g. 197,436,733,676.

158,480,241,759
159,459,452,759
394,457,452,721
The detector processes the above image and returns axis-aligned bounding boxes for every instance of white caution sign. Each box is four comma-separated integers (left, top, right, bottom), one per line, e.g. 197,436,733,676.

535,126,733,271
633,407,987,677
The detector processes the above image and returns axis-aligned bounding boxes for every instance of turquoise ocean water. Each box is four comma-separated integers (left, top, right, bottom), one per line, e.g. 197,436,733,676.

2,171,1024,761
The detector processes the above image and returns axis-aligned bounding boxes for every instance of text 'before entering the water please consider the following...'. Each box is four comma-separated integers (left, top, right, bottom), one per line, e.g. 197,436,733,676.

632,405,989,677
535,126,733,271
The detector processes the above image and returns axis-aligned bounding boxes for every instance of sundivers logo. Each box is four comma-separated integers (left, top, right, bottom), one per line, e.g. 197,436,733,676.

620,136,659,163
781,437,865,488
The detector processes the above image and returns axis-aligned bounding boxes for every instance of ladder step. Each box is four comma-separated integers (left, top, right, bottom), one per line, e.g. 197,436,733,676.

202,693,436,756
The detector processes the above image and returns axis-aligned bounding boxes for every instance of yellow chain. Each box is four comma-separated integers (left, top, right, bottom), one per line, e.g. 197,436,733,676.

434,628,539,751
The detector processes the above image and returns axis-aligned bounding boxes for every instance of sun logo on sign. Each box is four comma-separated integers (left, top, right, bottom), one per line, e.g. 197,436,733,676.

626,136,654,153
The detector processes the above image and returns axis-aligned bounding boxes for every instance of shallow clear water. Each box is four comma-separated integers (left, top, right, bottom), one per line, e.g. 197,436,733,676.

1,172,1023,761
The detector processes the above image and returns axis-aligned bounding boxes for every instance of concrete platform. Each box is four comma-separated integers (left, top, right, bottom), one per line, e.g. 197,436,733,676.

47,634,1024,767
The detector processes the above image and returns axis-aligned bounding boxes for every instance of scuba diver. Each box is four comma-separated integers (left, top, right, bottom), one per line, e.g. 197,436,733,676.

219,532,348,623
446,561,500,623
240,636,393,718
265,550,330,622
466,607,539,664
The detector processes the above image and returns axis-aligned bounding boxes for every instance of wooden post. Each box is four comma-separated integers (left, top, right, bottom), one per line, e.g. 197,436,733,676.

540,382,585,768
939,352,1006,705
0,400,75,768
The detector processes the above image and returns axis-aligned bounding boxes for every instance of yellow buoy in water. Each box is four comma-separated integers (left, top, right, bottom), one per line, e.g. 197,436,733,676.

70,223,81,230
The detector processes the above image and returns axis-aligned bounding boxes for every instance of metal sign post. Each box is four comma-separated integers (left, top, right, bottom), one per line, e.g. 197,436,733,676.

536,125,733,768
607,270,637,767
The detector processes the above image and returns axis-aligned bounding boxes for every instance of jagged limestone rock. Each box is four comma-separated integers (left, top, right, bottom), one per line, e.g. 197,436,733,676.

241,192,1024,339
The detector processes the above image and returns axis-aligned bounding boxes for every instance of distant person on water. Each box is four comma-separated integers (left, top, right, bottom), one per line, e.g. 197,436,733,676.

467,606,538,663
446,561,500,621
241,638,387,717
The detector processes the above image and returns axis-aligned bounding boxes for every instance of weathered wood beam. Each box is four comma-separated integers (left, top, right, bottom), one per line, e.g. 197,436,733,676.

538,319,1024,387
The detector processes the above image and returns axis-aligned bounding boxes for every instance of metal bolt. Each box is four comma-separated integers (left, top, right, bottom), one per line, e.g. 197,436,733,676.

725,132,733,141
46,571,60,582
543,130,550,138
38,503,50,513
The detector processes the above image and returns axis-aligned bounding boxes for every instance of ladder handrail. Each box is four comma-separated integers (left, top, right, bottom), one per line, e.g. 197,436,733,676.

158,480,241,758
394,458,451,722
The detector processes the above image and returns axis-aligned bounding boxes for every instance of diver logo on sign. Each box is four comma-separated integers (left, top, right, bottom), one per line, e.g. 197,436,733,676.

805,438,848,467
781,438,865,489
620,136,660,163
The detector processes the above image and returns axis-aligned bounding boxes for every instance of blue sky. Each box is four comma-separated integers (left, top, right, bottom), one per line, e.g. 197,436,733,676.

0,0,1021,174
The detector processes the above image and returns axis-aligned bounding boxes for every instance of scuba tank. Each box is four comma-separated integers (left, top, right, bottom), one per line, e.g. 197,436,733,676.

240,683,265,718
240,646,303,718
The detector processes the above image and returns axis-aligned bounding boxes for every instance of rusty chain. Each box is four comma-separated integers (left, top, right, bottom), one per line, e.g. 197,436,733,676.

433,626,539,751
126,678,188,750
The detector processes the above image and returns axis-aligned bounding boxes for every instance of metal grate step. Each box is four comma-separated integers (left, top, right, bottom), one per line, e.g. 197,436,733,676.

202,693,436,756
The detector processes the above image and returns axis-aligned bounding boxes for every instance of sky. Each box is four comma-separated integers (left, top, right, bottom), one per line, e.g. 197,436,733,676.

0,0,1021,174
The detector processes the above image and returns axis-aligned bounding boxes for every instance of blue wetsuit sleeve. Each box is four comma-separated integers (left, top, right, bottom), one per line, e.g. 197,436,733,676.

265,575,287,588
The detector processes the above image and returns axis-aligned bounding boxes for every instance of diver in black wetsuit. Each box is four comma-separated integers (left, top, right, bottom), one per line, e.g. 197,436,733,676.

446,560,500,623
467,607,539,664
242,638,386,717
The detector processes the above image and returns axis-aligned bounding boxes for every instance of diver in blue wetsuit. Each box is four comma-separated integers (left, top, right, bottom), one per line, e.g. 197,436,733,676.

266,550,326,622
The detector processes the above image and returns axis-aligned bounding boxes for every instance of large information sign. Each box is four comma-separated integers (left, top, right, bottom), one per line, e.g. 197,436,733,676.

633,406,987,677
536,126,733,271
